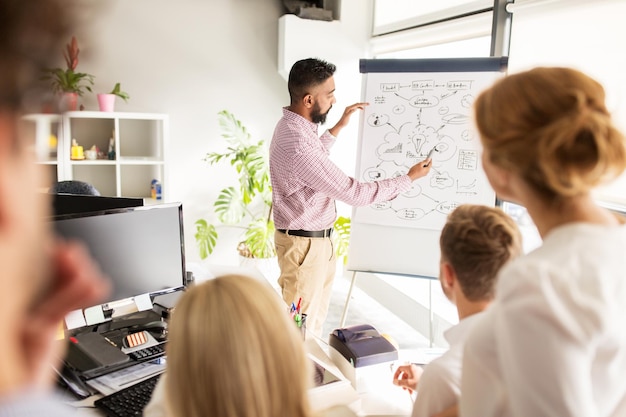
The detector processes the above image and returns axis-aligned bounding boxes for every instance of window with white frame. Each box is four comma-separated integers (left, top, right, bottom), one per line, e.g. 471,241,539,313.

373,0,493,36
507,0,626,207
362,0,626,348
370,11,493,58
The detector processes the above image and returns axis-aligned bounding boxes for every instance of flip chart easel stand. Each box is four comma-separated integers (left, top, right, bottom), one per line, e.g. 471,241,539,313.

339,270,437,347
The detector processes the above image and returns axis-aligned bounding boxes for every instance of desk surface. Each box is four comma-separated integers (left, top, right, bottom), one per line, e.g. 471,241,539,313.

65,339,414,417
307,336,413,417
64,264,417,417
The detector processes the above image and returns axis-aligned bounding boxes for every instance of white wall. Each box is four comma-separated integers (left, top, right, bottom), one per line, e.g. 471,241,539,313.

278,1,374,221
75,0,373,264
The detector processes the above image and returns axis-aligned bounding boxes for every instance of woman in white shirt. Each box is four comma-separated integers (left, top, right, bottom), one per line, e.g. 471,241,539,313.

461,67,626,417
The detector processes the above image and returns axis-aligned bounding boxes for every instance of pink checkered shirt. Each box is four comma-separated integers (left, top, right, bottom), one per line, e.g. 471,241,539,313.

269,108,412,230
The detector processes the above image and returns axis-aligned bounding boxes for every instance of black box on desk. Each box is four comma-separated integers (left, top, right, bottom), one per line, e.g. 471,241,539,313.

329,324,398,367
66,332,130,379
328,324,398,391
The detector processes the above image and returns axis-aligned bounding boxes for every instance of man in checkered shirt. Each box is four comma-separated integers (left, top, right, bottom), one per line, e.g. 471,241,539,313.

270,58,432,337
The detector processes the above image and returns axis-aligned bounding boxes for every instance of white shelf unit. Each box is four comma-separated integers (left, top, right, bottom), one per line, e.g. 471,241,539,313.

21,113,63,192
23,111,169,201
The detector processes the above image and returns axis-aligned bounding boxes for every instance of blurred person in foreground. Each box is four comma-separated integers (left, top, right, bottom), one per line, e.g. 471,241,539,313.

0,0,109,414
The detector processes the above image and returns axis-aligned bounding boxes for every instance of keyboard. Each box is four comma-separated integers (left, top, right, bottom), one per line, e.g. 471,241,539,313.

95,373,162,417
127,343,166,361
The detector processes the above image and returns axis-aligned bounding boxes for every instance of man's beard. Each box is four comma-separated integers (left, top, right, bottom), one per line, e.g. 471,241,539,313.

311,103,331,124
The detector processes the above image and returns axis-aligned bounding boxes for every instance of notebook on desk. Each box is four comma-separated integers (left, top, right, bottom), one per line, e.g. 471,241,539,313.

67,332,130,374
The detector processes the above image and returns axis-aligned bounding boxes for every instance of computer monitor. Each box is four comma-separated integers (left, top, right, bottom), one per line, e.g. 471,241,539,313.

50,193,144,216
50,203,186,313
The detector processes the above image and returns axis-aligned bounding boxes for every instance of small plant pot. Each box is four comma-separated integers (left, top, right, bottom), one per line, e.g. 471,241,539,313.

97,93,116,112
61,92,78,111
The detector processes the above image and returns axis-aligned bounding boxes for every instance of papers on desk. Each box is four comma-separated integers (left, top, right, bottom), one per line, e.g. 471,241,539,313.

134,293,153,312
305,339,361,413
65,309,87,330
320,335,447,417
86,361,166,396
399,347,447,365
84,306,106,325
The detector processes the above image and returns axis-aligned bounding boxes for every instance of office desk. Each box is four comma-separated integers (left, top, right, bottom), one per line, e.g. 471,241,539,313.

65,337,413,417
63,263,415,417
307,336,413,417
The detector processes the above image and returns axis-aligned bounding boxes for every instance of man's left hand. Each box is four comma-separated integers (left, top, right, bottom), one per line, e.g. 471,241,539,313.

329,102,369,137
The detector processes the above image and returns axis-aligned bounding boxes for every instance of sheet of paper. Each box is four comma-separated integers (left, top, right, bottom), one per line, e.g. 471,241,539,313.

398,347,447,365
86,361,166,396
84,305,106,325
134,293,153,311
65,309,86,330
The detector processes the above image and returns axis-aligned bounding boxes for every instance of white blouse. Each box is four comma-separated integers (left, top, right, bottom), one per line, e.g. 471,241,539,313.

461,223,626,417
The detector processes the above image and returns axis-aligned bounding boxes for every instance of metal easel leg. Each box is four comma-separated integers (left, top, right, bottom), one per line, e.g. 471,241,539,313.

429,279,434,347
339,270,358,327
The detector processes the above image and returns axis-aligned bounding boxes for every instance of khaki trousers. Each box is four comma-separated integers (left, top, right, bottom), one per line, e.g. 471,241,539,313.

274,231,336,338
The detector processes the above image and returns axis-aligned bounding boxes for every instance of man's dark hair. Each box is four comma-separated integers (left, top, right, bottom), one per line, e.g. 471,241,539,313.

0,0,78,113
288,58,336,104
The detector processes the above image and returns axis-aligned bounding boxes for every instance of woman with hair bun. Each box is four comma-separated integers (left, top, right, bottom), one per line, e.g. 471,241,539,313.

460,67,626,417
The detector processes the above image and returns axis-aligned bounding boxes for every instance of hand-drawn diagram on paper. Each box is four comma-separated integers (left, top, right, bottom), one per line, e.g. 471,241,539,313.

354,71,501,230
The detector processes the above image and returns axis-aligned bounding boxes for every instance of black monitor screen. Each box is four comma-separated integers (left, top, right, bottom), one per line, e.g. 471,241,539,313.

51,193,144,217
51,203,186,307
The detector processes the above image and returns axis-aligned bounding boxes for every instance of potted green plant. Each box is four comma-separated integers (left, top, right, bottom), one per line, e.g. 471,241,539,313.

98,83,130,112
195,110,275,259
195,111,354,265
41,36,94,111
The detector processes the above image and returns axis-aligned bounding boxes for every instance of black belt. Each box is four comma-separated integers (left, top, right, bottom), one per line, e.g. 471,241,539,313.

277,228,333,238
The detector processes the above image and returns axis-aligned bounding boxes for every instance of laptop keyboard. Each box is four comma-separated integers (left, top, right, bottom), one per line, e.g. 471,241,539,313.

94,373,162,417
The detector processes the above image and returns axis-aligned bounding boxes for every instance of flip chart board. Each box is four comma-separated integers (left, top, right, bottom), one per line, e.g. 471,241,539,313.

347,57,508,278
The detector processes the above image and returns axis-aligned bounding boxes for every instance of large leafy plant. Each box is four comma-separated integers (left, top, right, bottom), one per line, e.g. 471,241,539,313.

41,36,94,95
195,110,275,259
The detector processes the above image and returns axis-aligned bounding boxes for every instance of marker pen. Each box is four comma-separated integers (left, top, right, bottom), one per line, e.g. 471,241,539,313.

423,146,437,167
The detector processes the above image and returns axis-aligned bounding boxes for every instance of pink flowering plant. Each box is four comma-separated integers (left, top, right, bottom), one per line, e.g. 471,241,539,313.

42,36,95,95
